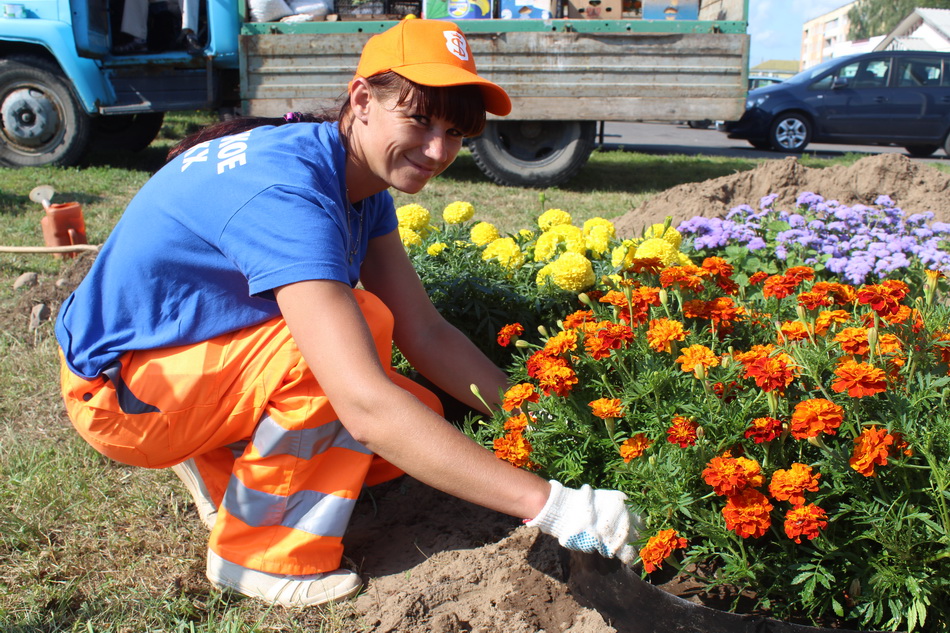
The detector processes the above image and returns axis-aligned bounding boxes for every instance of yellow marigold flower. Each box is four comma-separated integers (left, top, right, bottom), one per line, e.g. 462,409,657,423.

396,203,430,231
634,238,679,268
535,224,586,262
583,217,616,239
442,201,475,224
645,223,682,249
585,225,613,258
538,208,572,231
677,251,693,266
611,240,637,269
548,252,595,293
427,242,448,256
482,237,525,271
398,227,423,248
536,263,554,287
470,221,500,246
517,228,535,241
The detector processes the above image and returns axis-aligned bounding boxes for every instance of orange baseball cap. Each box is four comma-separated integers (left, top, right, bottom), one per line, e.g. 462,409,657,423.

354,19,511,116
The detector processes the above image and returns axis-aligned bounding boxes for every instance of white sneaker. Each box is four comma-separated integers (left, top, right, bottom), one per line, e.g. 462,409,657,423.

206,550,362,607
170,458,218,530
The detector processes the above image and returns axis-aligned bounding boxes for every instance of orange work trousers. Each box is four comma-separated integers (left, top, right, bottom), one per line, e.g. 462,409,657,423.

60,289,442,576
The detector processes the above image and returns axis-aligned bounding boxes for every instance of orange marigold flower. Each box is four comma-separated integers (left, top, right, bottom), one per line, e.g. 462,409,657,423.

544,330,578,356
779,320,810,343
683,299,710,320
877,332,902,357
526,350,567,379
814,309,851,336
834,327,870,356
497,323,524,347
762,274,800,299
627,257,664,274
744,417,783,444
785,266,815,282
536,363,579,398
934,332,950,369
784,504,828,543
831,359,887,398
503,413,531,432
639,529,688,574
797,291,833,311
749,271,770,285
646,318,688,353
701,256,734,278
676,344,720,377
892,431,913,457
850,426,894,477
790,398,844,439
733,344,776,368
743,353,797,393
502,383,539,411
659,265,707,293
713,380,742,403
590,397,624,420
702,453,763,496
722,488,773,539
707,296,743,326
599,290,628,308
666,415,699,448
769,463,821,506
813,281,856,305
856,282,906,318
620,433,652,462
562,310,595,330
493,430,533,468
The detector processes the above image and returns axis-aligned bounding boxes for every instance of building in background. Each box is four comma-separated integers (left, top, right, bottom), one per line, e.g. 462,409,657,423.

749,59,800,80
874,8,950,51
800,1,881,69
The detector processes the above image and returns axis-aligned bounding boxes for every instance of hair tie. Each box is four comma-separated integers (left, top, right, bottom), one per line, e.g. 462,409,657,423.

283,111,303,123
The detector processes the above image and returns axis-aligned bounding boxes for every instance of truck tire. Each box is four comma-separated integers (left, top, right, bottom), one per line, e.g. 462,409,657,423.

91,112,165,153
0,57,92,167
469,120,596,188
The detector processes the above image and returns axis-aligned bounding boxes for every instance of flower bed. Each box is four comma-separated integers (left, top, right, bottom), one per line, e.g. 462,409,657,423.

398,197,950,633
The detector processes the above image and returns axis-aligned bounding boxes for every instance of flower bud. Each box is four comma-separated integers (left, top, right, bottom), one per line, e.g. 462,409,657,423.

796,304,808,323
578,292,595,309
807,435,828,450
538,325,549,338
515,339,531,348
659,288,669,307
849,578,862,598
696,425,705,439
693,364,706,380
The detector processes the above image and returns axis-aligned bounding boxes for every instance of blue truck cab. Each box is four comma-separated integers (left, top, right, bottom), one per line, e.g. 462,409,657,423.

0,0,241,166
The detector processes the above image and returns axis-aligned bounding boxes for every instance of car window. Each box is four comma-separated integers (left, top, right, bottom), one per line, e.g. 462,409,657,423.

896,57,943,87
810,58,890,90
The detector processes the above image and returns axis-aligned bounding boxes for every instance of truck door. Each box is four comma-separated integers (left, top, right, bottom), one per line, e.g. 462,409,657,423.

70,0,111,57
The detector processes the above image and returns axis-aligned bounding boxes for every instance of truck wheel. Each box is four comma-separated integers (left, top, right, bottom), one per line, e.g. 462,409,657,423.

469,120,596,188
0,57,92,167
91,112,165,153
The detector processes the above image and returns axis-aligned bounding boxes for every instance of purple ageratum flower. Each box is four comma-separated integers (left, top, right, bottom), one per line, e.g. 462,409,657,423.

873,253,911,277
745,237,767,251
874,194,895,207
826,221,848,233
725,204,756,221
907,212,935,225
833,207,862,222
826,257,848,274
760,193,779,209
930,222,950,234
788,213,807,228
796,192,824,207
808,220,825,231
844,255,875,285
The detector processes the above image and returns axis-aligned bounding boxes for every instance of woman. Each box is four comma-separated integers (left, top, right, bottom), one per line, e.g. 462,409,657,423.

56,19,639,607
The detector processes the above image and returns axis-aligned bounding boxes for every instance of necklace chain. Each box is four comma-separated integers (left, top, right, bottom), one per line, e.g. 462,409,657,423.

347,202,363,264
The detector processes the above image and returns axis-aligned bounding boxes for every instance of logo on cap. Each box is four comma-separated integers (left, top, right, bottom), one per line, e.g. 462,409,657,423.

443,31,470,62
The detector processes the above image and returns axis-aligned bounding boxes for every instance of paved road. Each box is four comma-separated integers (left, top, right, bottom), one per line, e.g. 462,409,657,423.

599,121,950,165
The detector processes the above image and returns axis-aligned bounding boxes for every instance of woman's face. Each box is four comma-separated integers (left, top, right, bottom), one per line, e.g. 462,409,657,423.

349,83,466,196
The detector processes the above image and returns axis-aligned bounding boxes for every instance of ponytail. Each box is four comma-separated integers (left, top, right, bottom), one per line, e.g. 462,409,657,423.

166,111,330,163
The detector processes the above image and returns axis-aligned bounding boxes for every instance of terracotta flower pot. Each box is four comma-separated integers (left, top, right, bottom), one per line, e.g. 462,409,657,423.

565,551,896,633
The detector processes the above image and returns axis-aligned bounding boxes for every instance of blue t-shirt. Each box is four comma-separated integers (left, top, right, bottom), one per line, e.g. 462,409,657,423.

56,121,397,379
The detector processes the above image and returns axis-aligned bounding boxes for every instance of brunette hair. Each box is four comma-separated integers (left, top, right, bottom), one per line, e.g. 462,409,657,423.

166,72,487,162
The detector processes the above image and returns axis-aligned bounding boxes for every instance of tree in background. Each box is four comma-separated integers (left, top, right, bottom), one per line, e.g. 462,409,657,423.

849,0,950,40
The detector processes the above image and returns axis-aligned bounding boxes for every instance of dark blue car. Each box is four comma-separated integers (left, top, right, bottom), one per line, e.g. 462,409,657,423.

725,50,950,156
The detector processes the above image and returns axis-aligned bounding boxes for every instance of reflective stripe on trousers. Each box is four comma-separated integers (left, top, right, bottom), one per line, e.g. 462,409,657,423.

60,289,443,575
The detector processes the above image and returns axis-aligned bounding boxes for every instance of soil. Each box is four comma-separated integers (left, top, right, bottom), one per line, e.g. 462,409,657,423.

7,152,943,631
611,153,950,238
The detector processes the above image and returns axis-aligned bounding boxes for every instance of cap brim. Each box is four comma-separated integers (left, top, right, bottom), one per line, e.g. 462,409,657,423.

393,63,512,116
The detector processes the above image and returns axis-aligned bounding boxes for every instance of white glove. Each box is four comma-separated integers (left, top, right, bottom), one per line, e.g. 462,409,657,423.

526,480,642,565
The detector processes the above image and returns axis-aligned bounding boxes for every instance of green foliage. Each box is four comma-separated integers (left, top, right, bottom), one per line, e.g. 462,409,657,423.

848,0,950,40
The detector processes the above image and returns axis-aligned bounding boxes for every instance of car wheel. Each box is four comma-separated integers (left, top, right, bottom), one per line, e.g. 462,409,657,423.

902,144,938,158
0,56,92,167
469,120,596,188
748,139,771,150
90,112,165,153
769,113,811,153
